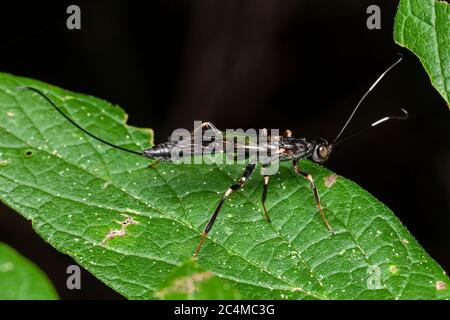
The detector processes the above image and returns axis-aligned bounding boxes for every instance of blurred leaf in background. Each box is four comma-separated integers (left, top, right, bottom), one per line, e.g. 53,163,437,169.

394,0,450,107
0,242,58,299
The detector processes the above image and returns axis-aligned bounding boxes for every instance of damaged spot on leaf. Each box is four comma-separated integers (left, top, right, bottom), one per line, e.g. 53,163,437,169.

436,281,447,291
101,214,139,245
389,265,398,274
24,150,33,157
117,215,139,227
0,159,9,166
155,271,214,298
324,174,337,188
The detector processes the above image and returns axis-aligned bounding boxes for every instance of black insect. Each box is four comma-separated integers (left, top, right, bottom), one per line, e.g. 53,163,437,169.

19,55,408,258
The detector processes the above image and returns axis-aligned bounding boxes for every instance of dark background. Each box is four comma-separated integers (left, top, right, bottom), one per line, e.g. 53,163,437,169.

0,0,448,299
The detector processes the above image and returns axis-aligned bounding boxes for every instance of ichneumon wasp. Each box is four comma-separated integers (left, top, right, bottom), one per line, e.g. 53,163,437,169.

19,55,408,258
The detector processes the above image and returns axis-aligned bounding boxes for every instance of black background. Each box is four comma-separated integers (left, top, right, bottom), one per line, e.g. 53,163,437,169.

0,1,448,299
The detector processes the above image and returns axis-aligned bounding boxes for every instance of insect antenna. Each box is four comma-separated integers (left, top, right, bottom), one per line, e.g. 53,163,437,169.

17,86,144,156
332,108,408,147
332,54,404,145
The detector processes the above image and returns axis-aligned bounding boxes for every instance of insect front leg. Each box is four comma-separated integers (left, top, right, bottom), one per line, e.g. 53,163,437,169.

292,160,334,234
194,163,256,258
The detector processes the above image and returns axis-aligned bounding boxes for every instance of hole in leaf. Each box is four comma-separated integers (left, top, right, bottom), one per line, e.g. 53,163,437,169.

24,150,33,157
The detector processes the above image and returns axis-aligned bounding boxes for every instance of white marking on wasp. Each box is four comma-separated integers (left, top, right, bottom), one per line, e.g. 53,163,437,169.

224,188,232,197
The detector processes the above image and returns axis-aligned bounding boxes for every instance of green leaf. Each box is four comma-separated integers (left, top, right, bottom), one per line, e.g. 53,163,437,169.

0,242,58,299
0,72,448,300
394,0,450,106
155,259,240,299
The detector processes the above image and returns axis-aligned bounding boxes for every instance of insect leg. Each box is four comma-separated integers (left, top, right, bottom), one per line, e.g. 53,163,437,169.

148,160,160,168
193,121,221,135
194,163,256,258
292,160,334,234
261,175,271,222
201,122,220,134
283,129,293,137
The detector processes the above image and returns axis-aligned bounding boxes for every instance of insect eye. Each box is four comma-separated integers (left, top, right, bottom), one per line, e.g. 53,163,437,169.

319,146,329,159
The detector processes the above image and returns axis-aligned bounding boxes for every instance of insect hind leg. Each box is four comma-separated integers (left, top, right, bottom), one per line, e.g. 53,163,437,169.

194,121,221,135
194,163,256,258
201,122,220,133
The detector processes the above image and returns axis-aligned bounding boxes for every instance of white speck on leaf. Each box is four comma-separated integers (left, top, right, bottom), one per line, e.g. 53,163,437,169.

0,262,14,272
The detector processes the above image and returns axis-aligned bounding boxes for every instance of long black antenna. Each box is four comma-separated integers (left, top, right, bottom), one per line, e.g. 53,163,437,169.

332,54,403,144
18,86,144,156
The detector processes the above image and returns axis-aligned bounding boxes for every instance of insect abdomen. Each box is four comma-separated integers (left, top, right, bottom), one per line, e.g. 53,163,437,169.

143,143,173,161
